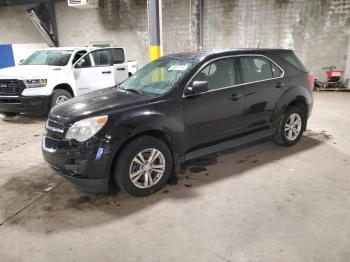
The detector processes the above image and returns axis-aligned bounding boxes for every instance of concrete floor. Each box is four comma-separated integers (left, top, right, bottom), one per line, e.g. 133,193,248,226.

0,92,349,262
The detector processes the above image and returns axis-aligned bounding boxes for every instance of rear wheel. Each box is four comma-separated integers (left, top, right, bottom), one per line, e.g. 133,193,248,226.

50,89,72,110
273,105,306,146
114,136,173,197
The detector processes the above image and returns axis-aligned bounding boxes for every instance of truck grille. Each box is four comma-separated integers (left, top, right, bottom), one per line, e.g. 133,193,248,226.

44,136,59,150
46,119,65,133
0,79,26,95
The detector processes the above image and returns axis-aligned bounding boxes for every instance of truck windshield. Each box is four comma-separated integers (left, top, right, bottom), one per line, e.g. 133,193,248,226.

119,58,194,95
22,50,73,66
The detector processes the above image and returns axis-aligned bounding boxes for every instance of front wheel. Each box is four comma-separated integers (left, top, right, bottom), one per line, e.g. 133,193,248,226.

114,136,173,197
50,89,72,110
273,106,306,146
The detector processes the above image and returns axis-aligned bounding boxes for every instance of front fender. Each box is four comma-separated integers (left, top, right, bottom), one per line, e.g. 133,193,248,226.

105,103,184,172
110,110,183,146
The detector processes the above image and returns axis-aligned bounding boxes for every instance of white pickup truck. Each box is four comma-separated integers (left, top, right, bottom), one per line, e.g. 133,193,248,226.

0,47,138,116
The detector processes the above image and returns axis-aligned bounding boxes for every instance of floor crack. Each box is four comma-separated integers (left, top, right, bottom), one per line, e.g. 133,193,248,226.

0,181,62,226
0,193,45,226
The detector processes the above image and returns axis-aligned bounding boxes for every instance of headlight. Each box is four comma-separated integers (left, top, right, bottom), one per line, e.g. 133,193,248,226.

66,116,108,142
25,79,47,88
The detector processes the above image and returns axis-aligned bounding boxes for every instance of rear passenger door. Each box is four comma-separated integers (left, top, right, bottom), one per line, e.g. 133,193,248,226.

111,48,129,83
237,55,285,131
89,49,116,89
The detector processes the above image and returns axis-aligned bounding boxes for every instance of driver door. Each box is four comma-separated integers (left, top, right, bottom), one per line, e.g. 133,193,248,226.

183,57,246,149
73,49,116,95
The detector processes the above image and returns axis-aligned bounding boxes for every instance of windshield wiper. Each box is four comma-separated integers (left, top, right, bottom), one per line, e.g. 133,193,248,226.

119,87,143,95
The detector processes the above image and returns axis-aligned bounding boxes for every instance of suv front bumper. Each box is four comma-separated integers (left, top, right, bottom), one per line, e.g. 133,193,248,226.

0,95,50,115
42,135,113,193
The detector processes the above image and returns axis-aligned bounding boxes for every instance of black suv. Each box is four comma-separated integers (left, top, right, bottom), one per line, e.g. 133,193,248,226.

42,49,313,197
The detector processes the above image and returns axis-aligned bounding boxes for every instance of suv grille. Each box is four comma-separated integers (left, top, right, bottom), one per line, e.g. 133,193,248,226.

46,119,65,133
0,79,26,95
44,137,59,150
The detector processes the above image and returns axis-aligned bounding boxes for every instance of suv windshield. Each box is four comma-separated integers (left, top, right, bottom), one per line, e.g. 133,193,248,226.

22,50,73,66
119,58,194,95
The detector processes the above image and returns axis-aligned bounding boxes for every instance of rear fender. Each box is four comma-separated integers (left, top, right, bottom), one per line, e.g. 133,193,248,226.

272,86,313,128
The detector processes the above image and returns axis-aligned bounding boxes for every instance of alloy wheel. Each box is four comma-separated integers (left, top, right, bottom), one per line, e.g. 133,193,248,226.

285,113,302,141
129,148,166,189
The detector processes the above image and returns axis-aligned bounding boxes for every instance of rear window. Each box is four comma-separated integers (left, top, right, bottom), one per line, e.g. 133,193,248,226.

279,53,307,72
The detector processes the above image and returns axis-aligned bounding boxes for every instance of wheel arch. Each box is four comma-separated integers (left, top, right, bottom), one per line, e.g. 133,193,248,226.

273,85,312,127
108,129,180,187
287,96,308,116
274,95,309,132
53,83,75,97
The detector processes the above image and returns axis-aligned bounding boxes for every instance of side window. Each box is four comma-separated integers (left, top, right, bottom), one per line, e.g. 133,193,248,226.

239,56,282,83
193,58,236,91
91,49,113,66
271,62,283,77
112,48,125,64
72,51,87,64
75,54,92,68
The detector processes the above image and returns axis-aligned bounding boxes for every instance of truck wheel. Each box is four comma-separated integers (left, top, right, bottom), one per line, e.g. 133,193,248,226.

273,106,306,147
1,112,19,117
50,89,72,109
114,136,173,197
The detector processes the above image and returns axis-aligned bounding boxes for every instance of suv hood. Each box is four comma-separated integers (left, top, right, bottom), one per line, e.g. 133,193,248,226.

0,65,61,79
50,87,153,120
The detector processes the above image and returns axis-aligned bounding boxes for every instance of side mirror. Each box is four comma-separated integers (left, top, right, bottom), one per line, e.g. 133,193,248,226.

76,58,85,67
19,59,24,65
185,81,209,96
75,58,86,68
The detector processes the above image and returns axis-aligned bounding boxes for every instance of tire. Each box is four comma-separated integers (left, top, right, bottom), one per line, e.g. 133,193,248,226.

114,136,173,197
273,105,306,146
1,112,19,117
50,89,72,110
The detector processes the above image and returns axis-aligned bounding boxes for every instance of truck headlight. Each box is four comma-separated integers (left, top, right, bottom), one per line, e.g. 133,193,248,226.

24,79,47,88
66,116,108,142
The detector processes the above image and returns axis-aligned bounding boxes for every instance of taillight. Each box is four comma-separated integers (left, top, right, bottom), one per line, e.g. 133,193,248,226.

307,74,314,90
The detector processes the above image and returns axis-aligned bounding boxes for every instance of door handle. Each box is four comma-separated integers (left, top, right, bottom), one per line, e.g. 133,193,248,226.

230,93,243,101
117,68,126,71
275,82,284,88
102,71,112,74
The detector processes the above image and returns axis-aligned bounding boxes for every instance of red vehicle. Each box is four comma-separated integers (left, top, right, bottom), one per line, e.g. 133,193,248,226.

322,66,344,88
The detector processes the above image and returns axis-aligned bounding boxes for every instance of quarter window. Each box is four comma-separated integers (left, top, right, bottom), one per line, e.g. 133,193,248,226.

239,56,282,83
271,62,282,77
192,58,236,91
